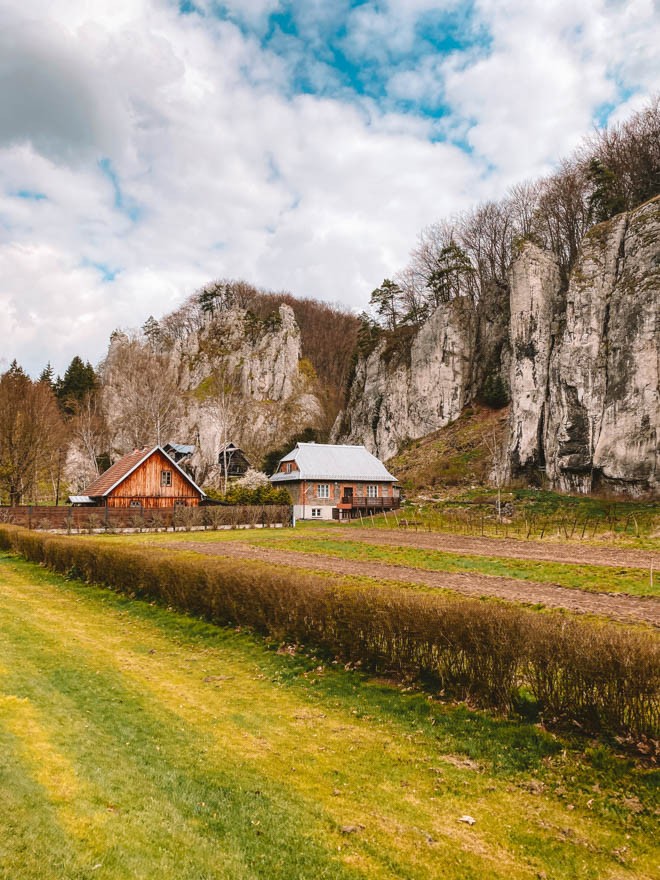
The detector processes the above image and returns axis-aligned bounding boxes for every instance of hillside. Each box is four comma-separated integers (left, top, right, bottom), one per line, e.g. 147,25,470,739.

387,404,509,496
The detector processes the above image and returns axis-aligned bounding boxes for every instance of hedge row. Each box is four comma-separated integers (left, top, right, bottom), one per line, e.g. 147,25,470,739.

1,525,657,739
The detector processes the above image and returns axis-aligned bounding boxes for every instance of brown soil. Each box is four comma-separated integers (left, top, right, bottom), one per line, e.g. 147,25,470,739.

162,539,660,627
318,528,660,570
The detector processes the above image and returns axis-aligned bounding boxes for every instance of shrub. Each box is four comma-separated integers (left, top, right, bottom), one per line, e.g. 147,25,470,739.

0,524,657,739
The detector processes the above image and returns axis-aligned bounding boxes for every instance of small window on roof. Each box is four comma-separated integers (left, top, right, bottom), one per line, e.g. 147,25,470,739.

161,470,172,487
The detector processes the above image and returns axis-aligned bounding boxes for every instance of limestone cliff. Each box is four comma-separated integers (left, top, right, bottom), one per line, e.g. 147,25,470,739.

336,197,659,495
542,200,659,493
101,303,323,487
336,297,476,460
507,243,562,474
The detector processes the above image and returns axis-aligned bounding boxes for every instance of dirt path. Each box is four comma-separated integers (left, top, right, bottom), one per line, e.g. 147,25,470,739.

313,528,660,570
162,540,660,627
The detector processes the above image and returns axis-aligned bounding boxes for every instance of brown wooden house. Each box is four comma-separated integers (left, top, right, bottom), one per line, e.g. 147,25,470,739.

72,446,206,508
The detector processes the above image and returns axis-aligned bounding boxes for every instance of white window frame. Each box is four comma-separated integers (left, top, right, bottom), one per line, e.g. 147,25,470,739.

161,470,173,487
311,507,322,518
367,484,378,498
317,483,329,499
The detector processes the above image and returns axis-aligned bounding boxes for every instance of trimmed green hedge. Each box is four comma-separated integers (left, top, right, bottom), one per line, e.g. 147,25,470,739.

1,525,657,739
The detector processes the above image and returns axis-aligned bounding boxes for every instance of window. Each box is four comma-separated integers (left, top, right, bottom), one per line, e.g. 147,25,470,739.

161,470,172,487
367,485,378,498
311,508,322,518
129,500,141,508
317,484,329,499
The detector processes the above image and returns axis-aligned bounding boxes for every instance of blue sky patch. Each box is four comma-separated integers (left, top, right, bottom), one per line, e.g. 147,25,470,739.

98,158,142,223
14,189,48,201
178,0,201,15
202,1,488,117
82,258,119,282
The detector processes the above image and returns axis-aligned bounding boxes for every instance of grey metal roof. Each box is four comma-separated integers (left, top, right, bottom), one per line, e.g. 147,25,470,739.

270,443,397,483
68,495,95,504
165,443,195,455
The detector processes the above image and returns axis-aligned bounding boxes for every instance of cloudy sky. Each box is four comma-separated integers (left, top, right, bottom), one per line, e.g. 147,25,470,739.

1,0,658,376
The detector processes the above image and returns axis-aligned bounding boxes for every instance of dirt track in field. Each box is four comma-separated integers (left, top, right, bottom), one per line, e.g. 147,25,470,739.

314,528,660,570
162,538,660,627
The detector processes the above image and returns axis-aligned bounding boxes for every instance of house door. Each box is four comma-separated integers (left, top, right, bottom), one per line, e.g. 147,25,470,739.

343,486,353,502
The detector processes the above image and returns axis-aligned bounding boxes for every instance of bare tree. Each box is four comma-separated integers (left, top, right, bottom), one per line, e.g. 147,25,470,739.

199,365,242,494
0,364,65,504
69,392,109,479
482,429,508,522
103,338,182,452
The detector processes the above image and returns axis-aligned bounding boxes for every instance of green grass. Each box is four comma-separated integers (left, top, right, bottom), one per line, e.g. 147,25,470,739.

93,528,659,597
396,491,660,545
246,535,659,597
1,553,659,880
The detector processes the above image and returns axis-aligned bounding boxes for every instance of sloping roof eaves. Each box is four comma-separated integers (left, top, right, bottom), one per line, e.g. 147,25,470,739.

271,471,397,483
270,443,397,483
84,446,206,498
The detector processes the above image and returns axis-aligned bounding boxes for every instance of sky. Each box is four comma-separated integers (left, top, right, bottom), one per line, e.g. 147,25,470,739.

1,0,658,377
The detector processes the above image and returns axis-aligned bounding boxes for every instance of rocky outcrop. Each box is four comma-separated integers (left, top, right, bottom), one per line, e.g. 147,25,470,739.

335,297,476,460
508,243,561,474
543,200,659,493
337,197,659,495
101,303,323,486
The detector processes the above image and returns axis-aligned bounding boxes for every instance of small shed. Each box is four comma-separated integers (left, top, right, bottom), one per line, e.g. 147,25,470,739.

218,442,251,479
73,446,206,508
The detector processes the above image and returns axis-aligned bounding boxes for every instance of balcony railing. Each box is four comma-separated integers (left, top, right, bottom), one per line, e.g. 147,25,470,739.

340,495,400,510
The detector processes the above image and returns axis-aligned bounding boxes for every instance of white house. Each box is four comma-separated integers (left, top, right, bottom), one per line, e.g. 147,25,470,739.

270,442,399,521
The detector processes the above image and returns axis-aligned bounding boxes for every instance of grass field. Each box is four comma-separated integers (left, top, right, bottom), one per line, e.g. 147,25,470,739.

1,552,658,880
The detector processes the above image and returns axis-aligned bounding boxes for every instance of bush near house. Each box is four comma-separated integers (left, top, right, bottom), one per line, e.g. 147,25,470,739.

1,525,657,740
204,484,292,505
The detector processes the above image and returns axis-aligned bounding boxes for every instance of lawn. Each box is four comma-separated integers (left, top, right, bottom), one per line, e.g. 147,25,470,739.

1,553,658,880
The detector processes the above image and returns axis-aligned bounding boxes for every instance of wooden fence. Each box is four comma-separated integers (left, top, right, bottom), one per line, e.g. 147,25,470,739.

0,505,292,532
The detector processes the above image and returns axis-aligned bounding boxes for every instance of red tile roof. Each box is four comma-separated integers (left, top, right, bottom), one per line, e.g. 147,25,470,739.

83,446,155,497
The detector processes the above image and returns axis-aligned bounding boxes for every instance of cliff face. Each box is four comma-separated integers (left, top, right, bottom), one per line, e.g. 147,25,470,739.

542,200,659,493
101,303,323,486
336,297,476,460
508,243,561,474
336,197,659,495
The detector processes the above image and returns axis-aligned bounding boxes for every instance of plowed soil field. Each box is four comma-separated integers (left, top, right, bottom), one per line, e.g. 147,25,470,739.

163,535,660,627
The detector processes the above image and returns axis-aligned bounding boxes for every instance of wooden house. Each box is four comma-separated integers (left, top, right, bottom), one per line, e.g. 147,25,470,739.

71,446,206,508
217,442,251,479
270,442,399,521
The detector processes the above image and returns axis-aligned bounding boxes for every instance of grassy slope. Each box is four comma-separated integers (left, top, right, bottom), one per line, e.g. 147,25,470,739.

1,553,658,880
385,403,659,544
387,404,508,492
102,529,659,597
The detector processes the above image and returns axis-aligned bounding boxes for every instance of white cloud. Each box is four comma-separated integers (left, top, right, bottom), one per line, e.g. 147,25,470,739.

0,0,656,377
440,0,660,182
